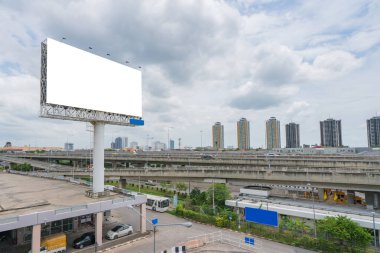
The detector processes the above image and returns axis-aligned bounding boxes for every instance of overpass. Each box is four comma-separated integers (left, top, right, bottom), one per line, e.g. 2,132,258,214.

4,151,380,170
2,155,380,192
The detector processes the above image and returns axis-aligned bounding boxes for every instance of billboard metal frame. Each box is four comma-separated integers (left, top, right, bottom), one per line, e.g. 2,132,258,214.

39,39,144,194
39,40,142,127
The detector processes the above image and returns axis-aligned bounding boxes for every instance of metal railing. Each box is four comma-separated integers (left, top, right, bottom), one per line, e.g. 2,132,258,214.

186,231,261,252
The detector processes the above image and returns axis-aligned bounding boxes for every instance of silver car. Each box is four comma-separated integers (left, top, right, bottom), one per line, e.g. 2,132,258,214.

106,224,133,240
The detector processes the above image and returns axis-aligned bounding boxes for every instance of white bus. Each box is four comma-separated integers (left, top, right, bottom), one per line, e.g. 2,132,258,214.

145,194,170,212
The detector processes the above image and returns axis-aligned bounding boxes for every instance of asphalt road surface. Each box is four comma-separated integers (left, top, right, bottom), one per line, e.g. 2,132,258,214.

106,207,316,253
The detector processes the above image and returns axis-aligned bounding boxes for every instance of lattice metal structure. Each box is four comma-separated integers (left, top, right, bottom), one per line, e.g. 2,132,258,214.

40,40,142,127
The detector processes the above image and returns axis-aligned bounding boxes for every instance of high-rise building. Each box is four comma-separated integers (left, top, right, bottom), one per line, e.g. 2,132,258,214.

114,137,128,149
237,118,250,150
320,118,342,147
64,142,74,151
285,122,300,148
212,122,224,150
367,116,380,147
266,117,281,149
169,139,175,150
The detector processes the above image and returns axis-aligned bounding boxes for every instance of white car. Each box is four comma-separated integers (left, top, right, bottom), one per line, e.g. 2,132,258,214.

106,224,133,240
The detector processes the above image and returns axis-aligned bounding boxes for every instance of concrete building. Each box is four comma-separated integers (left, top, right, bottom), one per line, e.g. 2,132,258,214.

367,116,380,148
212,122,224,150
237,118,250,150
285,122,300,148
320,118,342,147
64,143,74,151
0,172,146,253
266,117,281,150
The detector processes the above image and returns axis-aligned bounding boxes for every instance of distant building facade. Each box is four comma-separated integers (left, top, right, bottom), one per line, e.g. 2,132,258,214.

64,143,74,151
170,139,175,150
367,116,380,147
320,118,342,147
266,117,281,149
237,118,250,150
113,137,128,149
212,122,224,149
130,141,138,149
285,122,300,148
154,141,166,151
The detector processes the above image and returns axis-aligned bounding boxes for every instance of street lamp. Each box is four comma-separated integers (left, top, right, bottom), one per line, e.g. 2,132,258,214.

372,212,377,248
153,222,192,253
235,198,241,230
167,127,173,150
307,183,317,238
200,130,203,149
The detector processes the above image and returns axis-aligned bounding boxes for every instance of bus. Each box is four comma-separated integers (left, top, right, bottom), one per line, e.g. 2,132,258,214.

145,194,170,212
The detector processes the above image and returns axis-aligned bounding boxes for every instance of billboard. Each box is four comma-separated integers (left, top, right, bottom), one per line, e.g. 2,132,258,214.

245,207,278,227
40,38,143,125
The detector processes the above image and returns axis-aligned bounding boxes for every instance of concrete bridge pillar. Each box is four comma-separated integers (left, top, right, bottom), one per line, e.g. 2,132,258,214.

31,224,41,253
140,203,146,233
365,192,377,210
347,190,355,204
95,212,103,246
119,178,127,189
375,193,379,209
318,188,324,201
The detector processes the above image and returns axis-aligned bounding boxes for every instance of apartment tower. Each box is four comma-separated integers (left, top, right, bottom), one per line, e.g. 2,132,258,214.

266,117,281,149
212,122,224,150
285,122,300,148
367,116,380,147
237,118,250,150
320,118,342,147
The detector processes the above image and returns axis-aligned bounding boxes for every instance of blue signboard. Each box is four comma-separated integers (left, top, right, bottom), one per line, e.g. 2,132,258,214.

130,118,144,126
245,207,278,227
245,237,255,245
152,218,158,225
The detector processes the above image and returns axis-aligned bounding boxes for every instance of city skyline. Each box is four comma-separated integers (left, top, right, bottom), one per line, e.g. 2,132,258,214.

0,1,379,149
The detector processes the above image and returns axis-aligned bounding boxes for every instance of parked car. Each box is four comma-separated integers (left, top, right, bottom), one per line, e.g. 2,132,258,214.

73,232,95,249
106,224,133,240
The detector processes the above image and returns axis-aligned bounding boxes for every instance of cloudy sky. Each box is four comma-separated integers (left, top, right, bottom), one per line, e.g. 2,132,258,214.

0,0,379,149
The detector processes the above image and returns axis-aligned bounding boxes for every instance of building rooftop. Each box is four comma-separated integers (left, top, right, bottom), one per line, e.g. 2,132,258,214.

0,173,119,219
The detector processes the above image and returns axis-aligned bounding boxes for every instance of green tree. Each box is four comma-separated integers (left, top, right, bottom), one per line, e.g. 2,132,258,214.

176,182,187,192
206,183,231,209
190,188,207,206
317,215,372,251
280,216,311,236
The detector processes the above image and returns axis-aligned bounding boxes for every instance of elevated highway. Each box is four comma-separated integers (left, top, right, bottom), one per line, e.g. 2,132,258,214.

4,151,380,170
2,155,380,192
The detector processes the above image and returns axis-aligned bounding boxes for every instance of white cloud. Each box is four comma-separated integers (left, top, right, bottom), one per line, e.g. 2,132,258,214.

0,0,379,148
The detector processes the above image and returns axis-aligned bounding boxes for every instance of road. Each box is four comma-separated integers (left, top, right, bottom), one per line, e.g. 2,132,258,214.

108,207,316,253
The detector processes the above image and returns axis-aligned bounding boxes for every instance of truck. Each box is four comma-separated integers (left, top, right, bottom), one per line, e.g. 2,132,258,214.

28,233,66,253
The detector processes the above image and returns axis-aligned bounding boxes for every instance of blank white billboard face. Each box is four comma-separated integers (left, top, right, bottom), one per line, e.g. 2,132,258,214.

45,38,142,117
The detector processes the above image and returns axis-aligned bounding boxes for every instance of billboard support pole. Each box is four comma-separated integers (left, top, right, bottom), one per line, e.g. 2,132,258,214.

93,122,105,193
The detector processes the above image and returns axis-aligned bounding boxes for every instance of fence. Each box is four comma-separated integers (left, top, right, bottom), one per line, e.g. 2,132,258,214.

185,231,261,252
